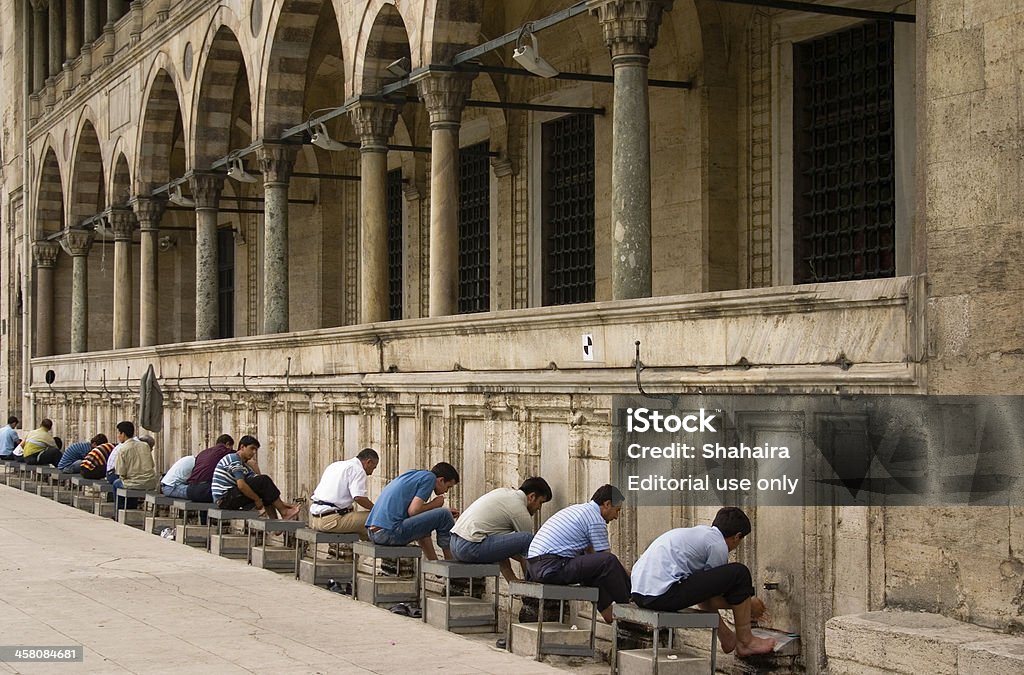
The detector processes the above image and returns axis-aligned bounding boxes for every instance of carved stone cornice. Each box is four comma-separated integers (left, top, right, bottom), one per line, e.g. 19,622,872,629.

33,241,60,268
107,207,136,242
257,142,298,185
349,102,401,153
587,0,674,57
413,71,476,129
62,229,94,256
131,195,167,231
189,172,224,210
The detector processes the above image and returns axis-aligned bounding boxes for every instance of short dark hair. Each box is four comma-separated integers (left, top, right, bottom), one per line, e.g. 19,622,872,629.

357,448,379,462
591,484,625,506
7,416,17,425
519,477,552,501
712,507,752,538
216,434,234,446
116,421,135,437
40,418,53,430
90,433,108,445
431,462,459,483
238,435,260,449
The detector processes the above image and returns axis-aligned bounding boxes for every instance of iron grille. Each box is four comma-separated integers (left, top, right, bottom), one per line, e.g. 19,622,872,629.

543,114,595,306
458,141,491,314
794,21,895,283
387,168,403,321
217,227,234,339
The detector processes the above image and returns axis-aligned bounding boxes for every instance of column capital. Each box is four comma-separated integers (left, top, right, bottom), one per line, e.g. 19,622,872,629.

189,172,224,210
257,142,298,185
31,0,47,13
588,0,674,57
350,102,401,152
131,195,167,231
33,240,60,268
413,71,476,129
63,229,95,256
106,206,136,241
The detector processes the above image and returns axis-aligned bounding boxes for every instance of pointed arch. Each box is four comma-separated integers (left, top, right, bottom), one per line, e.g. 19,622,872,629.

422,0,484,64
355,2,413,94
111,152,132,206
138,65,186,193
69,120,106,227
193,23,253,167
36,146,64,238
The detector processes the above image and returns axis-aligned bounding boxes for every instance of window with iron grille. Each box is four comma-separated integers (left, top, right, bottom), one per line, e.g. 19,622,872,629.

217,227,234,339
793,21,895,284
458,142,491,314
387,168,403,321
542,114,595,306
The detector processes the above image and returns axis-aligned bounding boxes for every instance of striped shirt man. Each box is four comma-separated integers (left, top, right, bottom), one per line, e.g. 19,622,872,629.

211,453,255,503
528,500,610,558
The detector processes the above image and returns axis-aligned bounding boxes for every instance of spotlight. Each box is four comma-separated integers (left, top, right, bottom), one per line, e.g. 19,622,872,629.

310,122,349,152
513,29,559,79
168,185,195,207
386,57,411,78
227,158,258,183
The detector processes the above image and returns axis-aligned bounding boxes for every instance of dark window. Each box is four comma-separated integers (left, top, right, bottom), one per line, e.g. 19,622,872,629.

217,227,234,339
542,114,595,306
793,21,896,284
458,142,491,314
387,169,403,321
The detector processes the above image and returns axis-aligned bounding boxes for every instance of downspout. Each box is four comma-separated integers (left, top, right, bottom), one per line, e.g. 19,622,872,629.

21,0,33,419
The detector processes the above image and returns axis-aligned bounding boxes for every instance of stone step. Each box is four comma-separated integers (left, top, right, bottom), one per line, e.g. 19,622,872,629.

617,649,709,675
19,480,43,492
176,524,209,547
210,533,248,558
93,501,115,519
35,485,55,498
959,638,1024,674
117,509,146,529
250,545,297,571
72,495,98,512
510,622,592,660
425,596,496,634
145,516,176,535
297,558,351,586
354,574,418,605
52,487,75,504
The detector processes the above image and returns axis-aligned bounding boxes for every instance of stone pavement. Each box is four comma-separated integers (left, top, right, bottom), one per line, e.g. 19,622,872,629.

0,483,561,675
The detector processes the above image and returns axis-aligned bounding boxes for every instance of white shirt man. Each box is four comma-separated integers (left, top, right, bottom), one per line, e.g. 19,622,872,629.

309,448,379,539
160,455,196,499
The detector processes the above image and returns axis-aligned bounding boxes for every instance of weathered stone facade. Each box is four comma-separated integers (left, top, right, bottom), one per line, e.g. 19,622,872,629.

0,0,1021,672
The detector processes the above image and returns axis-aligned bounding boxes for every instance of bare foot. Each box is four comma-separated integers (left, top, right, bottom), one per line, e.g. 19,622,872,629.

279,504,301,520
719,630,737,654
735,636,776,657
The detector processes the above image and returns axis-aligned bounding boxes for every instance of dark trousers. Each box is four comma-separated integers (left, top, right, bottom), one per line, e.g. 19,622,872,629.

217,475,281,510
632,562,755,611
29,448,62,467
81,465,106,479
527,552,631,612
186,481,214,503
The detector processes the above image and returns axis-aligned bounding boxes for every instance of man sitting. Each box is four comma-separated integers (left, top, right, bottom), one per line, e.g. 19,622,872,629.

210,435,299,520
526,484,631,623
186,434,234,503
112,428,158,492
451,477,552,581
160,454,196,499
0,416,20,460
80,441,115,479
365,462,460,561
309,448,379,538
22,419,59,465
631,507,775,656
58,434,108,474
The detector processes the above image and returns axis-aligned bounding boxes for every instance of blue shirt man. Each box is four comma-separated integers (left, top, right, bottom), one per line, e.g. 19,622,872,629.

0,417,19,458
365,463,460,561
58,439,100,473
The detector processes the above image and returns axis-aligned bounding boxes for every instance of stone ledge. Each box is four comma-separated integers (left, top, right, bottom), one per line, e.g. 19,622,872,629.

825,611,1003,675
958,638,1024,674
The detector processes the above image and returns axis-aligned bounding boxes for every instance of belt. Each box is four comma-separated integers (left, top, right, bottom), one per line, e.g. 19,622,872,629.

312,506,353,517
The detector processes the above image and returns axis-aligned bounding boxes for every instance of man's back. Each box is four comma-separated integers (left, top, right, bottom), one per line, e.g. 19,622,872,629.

528,501,609,558
58,441,92,470
365,470,435,531
189,443,233,484
116,439,157,490
451,487,533,542
631,525,729,597
0,426,19,456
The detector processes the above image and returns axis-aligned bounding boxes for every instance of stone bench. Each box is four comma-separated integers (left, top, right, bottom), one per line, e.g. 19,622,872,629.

69,476,114,516
506,581,599,661
294,529,360,586
207,508,262,558
114,488,149,527
610,604,720,675
170,500,212,547
351,541,422,606
246,518,304,570
421,560,501,634
143,493,176,534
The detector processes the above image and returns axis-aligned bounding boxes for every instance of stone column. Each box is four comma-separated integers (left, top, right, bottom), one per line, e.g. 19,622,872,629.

63,230,95,353
65,0,81,62
84,0,100,42
414,71,475,317
32,241,60,357
109,207,136,349
106,0,123,25
48,0,64,77
190,173,223,341
351,102,400,324
258,143,297,334
32,2,48,92
132,196,165,347
589,0,673,300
